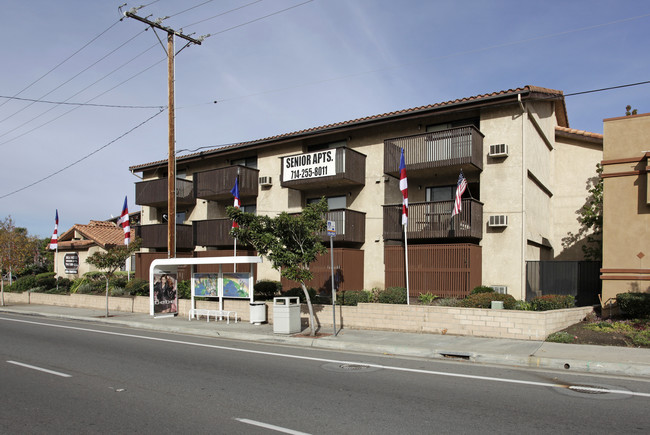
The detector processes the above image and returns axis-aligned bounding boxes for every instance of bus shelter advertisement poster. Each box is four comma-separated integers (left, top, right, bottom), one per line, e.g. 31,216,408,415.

193,273,218,297
223,273,250,298
153,273,178,315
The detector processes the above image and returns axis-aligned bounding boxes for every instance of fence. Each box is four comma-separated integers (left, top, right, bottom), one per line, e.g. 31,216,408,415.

526,261,601,306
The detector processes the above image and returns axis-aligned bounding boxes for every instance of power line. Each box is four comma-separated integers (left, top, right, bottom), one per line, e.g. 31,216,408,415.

0,28,148,125
0,19,122,110
0,95,163,109
200,0,313,38
564,81,650,97
0,43,162,145
0,108,166,200
182,0,264,28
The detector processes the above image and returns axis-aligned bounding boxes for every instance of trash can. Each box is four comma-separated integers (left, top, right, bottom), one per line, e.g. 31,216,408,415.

273,297,301,334
249,302,266,325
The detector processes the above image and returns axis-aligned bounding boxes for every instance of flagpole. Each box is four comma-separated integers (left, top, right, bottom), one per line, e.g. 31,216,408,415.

233,237,237,273
404,224,410,305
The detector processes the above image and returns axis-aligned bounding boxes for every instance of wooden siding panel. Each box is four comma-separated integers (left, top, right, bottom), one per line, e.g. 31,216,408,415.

194,166,259,201
385,244,481,299
281,248,364,293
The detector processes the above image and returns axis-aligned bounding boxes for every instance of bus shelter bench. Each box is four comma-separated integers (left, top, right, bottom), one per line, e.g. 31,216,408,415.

188,308,238,324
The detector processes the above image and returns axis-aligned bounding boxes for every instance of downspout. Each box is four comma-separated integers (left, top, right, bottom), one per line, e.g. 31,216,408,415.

518,94,526,300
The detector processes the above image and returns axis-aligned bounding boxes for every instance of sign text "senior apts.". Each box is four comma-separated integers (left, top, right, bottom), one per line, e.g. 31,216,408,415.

282,149,336,182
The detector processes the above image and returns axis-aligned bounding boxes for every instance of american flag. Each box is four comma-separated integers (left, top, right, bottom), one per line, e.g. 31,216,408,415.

452,170,468,217
118,196,130,245
49,209,58,250
230,177,240,228
399,148,408,225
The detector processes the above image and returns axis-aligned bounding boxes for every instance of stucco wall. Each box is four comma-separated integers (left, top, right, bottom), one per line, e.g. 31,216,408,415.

602,113,650,302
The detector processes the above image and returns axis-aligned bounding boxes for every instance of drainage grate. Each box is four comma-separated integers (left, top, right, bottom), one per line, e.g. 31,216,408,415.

440,352,471,361
321,362,381,373
568,385,610,395
339,363,371,370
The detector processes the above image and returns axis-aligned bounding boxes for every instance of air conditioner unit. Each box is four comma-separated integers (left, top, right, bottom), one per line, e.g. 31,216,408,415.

488,143,508,157
490,285,508,294
488,215,508,227
259,176,272,186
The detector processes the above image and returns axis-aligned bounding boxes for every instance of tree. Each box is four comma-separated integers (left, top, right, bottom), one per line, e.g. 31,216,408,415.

625,105,638,116
578,163,603,261
86,239,141,317
0,216,40,306
227,198,328,336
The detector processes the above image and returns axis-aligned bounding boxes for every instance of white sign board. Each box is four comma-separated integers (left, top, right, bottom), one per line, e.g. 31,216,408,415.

327,220,336,237
282,149,336,182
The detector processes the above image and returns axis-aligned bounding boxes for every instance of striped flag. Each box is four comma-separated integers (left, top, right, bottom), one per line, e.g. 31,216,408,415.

118,196,130,245
452,170,468,217
49,209,58,250
230,177,240,228
399,148,408,225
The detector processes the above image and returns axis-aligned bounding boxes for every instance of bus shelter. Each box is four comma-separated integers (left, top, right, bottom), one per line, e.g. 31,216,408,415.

149,256,263,318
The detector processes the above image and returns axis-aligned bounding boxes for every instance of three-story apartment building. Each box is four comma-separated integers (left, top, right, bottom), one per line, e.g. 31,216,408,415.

129,85,603,301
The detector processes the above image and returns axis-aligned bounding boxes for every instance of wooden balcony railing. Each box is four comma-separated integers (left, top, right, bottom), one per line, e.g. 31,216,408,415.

384,126,483,176
193,218,236,248
135,178,194,208
319,209,366,244
280,147,366,190
134,224,194,250
383,199,483,241
194,166,259,201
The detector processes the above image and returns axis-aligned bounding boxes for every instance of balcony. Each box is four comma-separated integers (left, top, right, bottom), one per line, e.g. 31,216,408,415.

384,126,483,177
134,224,194,251
194,166,259,201
193,218,235,247
383,199,483,241
319,209,366,244
280,147,366,190
135,178,194,208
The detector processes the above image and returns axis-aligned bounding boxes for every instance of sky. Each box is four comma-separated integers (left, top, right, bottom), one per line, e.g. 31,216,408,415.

1,0,649,238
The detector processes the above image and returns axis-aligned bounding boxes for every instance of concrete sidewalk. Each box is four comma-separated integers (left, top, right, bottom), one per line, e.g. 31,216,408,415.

2,303,650,379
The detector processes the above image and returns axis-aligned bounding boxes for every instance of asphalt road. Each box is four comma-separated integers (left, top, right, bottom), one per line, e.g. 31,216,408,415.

1,313,649,434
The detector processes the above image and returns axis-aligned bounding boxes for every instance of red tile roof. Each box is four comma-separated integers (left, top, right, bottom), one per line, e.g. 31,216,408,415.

58,220,125,250
555,126,603,141
130,85,568,171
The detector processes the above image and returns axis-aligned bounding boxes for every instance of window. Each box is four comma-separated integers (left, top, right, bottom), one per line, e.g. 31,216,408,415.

426,186,453,202
307,195,346,210
241,204,256,214
231,156,258,169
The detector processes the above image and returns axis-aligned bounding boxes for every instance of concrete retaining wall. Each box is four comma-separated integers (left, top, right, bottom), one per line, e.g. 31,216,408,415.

2,292,593,340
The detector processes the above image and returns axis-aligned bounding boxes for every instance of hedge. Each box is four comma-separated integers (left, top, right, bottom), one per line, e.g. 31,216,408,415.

460,293,517,309
616,292,650,318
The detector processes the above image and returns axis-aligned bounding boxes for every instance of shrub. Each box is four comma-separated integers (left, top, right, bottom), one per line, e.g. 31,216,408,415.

254,280,281,300
337,290,371,306
10,275,38,292
125,278,150,296
530,295,575,311
546,331,577,343
460,292,517,309
283,287,316,303
435,298,461,307
616,292,650,319
177,280,191,299
513,300,533,311
35,272,57,291
470,285,495,295
418,292,438,305
377,287,407,304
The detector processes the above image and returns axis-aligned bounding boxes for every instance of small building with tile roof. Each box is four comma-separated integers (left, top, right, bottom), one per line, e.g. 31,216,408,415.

129,85,603,303
54,220,126,278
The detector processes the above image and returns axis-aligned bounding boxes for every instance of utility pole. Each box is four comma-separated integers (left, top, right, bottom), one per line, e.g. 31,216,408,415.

124,10,202,258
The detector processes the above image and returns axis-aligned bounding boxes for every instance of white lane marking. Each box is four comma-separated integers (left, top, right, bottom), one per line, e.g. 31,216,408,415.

2,316,649,398
7,360,71,378
235,418,311,434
